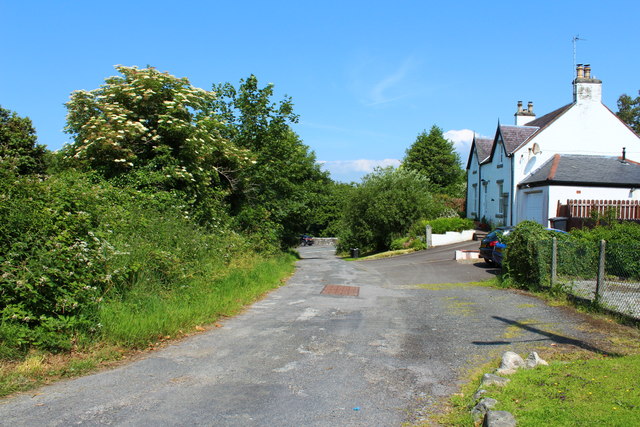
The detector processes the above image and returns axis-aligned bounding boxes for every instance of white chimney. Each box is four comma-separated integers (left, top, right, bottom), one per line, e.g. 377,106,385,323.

514,100,536,126
573,63,602,104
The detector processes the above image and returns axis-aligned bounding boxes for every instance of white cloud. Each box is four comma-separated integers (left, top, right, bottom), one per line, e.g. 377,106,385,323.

319,158,401,174
444,129,485,163
318,158,401,182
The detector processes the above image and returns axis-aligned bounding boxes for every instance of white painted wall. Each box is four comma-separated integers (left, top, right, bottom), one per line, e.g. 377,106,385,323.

466,150,481,219
512,102,640,223
478,139,512,227
466,76,640,228
514,104,638,184
431,229,475,247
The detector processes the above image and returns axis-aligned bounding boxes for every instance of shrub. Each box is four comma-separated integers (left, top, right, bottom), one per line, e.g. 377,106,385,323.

337,167,444,254
0,169,255,355
502,221,572,289
390,237,426,251
571,222,640,279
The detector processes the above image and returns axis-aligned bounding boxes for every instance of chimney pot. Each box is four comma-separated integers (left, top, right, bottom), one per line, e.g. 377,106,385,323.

577,64,584,79
584,64,591,79
623,147,627,162
527,101,534,113
517,101,523,112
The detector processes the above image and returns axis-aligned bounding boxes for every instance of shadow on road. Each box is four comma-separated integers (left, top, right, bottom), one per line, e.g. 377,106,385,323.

472,316,619,356
471,261,501,275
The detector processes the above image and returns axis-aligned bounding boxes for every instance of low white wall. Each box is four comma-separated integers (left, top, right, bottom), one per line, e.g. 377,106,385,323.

431,229,475,247
313,237,338,246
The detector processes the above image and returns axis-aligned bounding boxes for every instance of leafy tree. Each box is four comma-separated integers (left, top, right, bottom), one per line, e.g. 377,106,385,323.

64,65,249,224
617,91,640,135
0,106,46,175
402,125,465,196
209,75,332,245
306,181,355,237
337,167,443,253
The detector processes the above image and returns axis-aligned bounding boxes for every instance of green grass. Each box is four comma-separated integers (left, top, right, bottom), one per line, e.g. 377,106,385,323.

100,252,296,347
433,354,640,426
0,252,297,397
344,248,418,261
483,355,640,426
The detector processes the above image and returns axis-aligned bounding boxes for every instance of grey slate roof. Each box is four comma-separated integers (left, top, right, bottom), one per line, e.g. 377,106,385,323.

519,154,640,188
476,138,493,163
466,101,576,169
497,103,574,156
524,103,573,130
499,125,539,154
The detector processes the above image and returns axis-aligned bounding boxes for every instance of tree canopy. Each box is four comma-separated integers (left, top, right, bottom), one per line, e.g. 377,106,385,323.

63,66,251,224
209,75,332,245
63,67,332,244
617,91,640,135
337,167,443,253
402,125,465,196
0,106,46,175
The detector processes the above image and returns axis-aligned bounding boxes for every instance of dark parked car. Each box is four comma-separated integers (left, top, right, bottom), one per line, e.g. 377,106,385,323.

479,226,514,265
300,235,314,246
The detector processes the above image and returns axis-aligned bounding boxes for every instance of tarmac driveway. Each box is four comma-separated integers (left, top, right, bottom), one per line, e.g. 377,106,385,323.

0,243,608,426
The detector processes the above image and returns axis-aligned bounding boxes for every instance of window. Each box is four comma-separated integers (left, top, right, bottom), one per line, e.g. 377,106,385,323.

497,181,509,223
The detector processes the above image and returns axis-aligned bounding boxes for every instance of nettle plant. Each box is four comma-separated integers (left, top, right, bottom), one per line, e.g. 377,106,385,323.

64,66,252,222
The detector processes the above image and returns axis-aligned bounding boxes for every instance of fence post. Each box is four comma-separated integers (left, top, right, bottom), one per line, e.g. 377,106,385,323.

425,225,432,249
596,239,606,302
551,237,557,287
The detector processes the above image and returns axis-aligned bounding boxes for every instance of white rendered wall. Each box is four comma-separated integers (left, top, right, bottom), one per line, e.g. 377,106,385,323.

479,139,512,227
512,101,640,223
466,150,481,219
431,229,475,247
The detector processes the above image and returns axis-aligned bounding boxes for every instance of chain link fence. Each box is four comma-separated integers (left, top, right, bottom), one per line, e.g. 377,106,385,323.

535,238,640,320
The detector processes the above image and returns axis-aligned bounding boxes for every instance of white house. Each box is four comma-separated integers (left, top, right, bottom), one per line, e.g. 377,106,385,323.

466,64,640,228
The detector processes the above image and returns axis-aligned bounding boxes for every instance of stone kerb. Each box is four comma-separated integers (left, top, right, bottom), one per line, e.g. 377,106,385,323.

470,350,548,426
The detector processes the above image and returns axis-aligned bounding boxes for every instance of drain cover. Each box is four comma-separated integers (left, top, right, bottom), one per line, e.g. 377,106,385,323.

321,285,360,296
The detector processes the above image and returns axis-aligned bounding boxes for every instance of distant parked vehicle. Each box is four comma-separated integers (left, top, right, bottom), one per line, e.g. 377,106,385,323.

479,227,514,265
300,235,314,246
484,227,568,266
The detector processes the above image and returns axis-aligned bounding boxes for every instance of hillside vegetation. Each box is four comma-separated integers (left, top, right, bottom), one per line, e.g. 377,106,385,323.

0,67,331,368
1,66,464,390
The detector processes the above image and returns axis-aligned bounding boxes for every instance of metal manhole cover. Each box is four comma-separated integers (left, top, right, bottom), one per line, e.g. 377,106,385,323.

321,285,360,296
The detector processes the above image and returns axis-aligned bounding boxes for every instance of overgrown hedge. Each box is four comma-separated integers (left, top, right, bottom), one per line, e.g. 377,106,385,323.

0,169,256,357
502,221,571,289
503,221,640,289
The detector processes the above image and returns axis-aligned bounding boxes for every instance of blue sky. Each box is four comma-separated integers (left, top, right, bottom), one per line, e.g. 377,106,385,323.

2,0,639,182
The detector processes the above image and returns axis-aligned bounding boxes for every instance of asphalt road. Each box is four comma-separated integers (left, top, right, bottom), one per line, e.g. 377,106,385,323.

0,243,606,426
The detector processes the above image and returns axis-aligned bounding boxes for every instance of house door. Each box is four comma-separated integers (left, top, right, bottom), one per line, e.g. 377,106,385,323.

522,191,544,225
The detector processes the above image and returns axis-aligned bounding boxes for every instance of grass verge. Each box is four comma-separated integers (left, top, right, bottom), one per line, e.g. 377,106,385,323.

0,252,296,398
422,277,640,426
343,248,418,261
436,353,640,426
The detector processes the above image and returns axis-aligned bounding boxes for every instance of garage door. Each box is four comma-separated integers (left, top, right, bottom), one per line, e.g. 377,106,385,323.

522,191,544,225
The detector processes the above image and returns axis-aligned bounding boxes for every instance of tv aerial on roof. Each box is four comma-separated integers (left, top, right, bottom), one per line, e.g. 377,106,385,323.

572,35,587,74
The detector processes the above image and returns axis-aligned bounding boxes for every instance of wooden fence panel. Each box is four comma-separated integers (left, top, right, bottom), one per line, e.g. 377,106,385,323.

560,199,640,220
